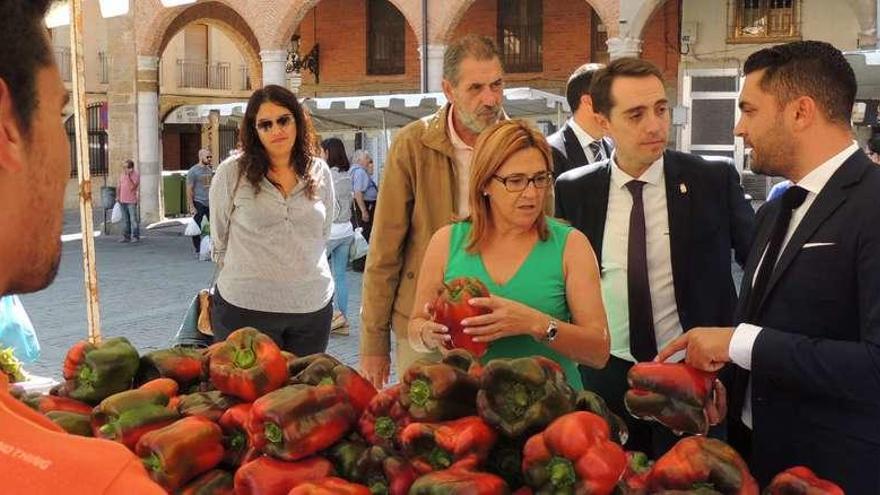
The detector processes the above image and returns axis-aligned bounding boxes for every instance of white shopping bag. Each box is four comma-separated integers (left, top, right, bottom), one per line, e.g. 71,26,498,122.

110,202,123,223
349,227,369,262
184,217,202,236
199,235,213,261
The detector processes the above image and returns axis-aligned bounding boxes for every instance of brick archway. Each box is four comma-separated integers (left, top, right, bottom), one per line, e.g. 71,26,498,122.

433,0,620,44
271,0,424,50
137,0,263,87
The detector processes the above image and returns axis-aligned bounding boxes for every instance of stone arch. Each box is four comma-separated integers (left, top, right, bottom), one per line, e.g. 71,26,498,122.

434,0,619,44
138,0,263,88
271,0,424,50
628,0,671,41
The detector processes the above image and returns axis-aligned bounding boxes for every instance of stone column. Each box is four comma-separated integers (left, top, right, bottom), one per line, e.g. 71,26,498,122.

419,44,446,92
137,55,162,223
606,36,643,60
260,49,288,87
106,13,138,214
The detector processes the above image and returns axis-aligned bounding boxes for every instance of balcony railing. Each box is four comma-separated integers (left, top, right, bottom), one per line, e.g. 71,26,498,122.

239,65,252,91
55,46,72,82
176,59,231,90
98,51,110,84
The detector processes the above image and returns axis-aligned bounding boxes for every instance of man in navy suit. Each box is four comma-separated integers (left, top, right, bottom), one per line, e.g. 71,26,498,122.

547,63,613,176
658,41,880,493
555,58,755,457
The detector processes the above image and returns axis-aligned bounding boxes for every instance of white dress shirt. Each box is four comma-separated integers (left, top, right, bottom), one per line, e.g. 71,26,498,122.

730,141,859,428
569,118,606,162
602,154,684,362
447,105,474,218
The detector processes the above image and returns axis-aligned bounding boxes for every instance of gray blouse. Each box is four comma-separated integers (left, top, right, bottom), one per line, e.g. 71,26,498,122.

210,156,335,313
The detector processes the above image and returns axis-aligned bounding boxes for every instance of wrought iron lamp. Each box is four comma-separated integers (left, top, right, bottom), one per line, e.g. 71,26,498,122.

286,34,320,83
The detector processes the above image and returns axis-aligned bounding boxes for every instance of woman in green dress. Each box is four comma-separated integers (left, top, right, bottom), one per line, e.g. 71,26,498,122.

407,120,609,389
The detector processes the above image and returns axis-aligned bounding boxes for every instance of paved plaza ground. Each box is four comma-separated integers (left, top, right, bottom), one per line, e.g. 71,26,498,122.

20,210,388,380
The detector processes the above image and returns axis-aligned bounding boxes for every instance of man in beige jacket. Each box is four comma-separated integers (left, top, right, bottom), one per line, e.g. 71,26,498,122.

359,35,505,388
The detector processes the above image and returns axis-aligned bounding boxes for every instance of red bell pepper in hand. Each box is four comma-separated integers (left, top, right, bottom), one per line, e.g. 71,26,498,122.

61,337,140,404
178,390,241,422
408,468,510,495
431,277,492,357
763,466,844,495
178,469,234,495
358,384,411,450
286,477,372,495
208,327,288,401
136,416,225,491
137,347,206,391
249,383,358,461
233,456,335,495
400,354,481,422
289,353,377,414
352,445,419,495
218,403,258,468
624,362,717,435
91,388,181,450
401,416,498,474
522,411,627,495
646,436,758,495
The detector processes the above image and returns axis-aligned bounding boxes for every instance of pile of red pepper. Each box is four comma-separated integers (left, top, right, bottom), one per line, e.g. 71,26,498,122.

9,330,848,494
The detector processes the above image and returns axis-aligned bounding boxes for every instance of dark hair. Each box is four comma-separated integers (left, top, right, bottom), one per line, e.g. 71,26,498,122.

868,135,880,154
590,58,664,117
320,137,350,172
443,34,501,86
124,159,134,168
0,0,54,136
743,41,856,126
238,85,318,198
566,63,604,112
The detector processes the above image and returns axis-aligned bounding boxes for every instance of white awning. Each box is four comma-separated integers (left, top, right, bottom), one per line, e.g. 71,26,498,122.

163,87,570,132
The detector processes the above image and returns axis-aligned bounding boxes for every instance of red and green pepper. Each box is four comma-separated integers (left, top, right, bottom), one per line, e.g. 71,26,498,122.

136,416,225,491
208,327,288,401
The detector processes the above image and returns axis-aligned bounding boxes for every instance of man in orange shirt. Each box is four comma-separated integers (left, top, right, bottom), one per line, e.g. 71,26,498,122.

0,1,164,492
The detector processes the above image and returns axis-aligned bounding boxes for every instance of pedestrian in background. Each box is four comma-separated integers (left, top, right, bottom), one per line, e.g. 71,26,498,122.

187,148,213,256
321,137,354,336
117,159,140,243
350,149,378,273
210,85,335,356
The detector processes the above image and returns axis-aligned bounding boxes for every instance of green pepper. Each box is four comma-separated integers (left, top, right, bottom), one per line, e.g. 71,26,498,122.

177,469,234,495
248,384,358,461
400,416,497,474
476,356,575,438
61,337,140,404
324,433,370,481
208,327,289,401
45,410,93,437
136,416,225,491
400,352,481,422
408,468,510,494
575,389,629,445
92,388,181,450
289,353,377,414
136,347,206,391
177,390,241,422
646,436,758,494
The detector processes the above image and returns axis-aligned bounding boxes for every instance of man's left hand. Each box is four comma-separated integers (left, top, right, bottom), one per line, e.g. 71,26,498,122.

655,327,734,372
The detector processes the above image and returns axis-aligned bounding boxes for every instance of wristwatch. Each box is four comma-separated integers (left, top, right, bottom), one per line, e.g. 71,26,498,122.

540,318,559,344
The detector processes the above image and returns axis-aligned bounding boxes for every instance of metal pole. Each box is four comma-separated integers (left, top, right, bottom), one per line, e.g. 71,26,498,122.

71,0,103,344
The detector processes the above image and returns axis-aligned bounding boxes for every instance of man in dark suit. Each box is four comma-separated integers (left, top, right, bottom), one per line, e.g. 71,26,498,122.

657,41,880,493
547,63,613,176
555,58,755,457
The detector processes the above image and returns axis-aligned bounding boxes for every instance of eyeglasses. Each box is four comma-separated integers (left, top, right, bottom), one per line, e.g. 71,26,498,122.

255,113,295,133
492,171,553,192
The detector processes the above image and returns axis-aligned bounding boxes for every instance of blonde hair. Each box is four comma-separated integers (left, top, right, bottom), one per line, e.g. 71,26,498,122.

466,119,553,252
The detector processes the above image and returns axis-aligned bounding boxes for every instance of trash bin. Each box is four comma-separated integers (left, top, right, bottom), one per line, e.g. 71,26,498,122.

100,186,116,210
163,174,184,216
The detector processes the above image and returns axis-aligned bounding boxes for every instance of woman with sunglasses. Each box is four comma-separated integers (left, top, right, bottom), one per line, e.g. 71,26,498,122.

209,85,335,356
407,120,609,389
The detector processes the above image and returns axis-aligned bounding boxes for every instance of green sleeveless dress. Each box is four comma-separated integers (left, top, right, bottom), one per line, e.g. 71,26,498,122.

444,218,584,390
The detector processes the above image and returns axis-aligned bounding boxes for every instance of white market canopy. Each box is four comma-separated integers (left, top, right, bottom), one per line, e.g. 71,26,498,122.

164,87,571,132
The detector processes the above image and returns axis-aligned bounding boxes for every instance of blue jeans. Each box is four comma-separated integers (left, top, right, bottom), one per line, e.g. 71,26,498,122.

327,235,353,317
121,202,139,240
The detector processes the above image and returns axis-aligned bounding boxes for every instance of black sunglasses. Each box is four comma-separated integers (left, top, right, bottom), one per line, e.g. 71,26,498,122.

255,113,295,133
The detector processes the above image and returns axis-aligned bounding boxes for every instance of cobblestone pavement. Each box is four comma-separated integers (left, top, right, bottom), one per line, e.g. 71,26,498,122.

20,211,386,380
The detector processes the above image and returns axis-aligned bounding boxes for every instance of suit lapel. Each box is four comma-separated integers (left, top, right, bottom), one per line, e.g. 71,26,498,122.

736,203,778,321
759,154,868,309
664,153,692,313
586,164,611,268
562,125,589,166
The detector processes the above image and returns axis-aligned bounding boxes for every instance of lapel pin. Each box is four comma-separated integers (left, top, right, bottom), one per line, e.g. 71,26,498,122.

679,183,688,195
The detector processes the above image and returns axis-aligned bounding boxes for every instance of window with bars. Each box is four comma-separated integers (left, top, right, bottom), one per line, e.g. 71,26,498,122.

67,103,108,177
367,0,406,75
498,0,543,73
728,0,801,43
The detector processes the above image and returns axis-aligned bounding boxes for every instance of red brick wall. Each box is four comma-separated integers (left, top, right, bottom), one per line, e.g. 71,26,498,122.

297,0,421,96
640,0,680,85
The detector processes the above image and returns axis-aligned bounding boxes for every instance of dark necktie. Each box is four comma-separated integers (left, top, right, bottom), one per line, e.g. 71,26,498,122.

626,180,657,361
744,185,809,320
588,140,606,162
